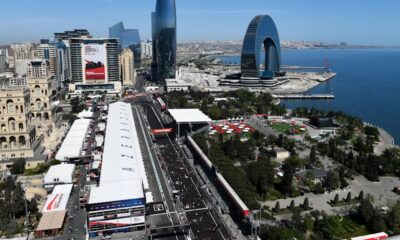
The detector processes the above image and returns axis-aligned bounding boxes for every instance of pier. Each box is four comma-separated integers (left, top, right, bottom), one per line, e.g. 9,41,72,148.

272,94,335,99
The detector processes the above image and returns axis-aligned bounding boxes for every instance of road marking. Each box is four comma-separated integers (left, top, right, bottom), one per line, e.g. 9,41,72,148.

184,207,209,213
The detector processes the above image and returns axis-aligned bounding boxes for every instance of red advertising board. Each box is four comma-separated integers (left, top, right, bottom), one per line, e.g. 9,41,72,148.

84,44,106,81
152,128,173,135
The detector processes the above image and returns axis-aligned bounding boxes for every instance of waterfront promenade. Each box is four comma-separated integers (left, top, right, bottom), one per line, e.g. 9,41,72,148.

272,94,335,99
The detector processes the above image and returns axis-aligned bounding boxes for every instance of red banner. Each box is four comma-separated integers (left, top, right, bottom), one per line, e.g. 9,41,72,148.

152,128,173,135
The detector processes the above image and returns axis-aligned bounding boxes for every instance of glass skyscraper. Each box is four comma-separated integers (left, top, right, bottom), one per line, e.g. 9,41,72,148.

152,0,177,84
109,22,141,67
241,15,281,80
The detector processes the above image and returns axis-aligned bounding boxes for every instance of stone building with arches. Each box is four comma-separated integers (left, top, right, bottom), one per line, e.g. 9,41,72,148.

0,81,38,160
27,60,58,135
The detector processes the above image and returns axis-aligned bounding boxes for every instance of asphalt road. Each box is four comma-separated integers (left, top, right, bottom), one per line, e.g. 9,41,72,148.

61,165,87,240
132,104,182,227
138,100,230,240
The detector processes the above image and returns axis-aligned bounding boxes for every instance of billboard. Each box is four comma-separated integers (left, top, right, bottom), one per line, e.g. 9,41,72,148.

83,44,106,81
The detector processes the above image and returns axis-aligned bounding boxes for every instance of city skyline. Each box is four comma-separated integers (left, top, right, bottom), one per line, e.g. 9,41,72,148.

0,0,400,46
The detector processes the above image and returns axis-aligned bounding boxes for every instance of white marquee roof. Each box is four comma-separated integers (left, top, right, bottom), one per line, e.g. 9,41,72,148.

44,164,75,185
89,102,148,204
168,109,212,123
55,119,91,161
42,184,73,212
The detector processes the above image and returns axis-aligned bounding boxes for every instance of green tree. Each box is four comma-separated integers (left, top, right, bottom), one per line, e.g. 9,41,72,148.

338,166,349,188
11,183,26,218
10,158,26,175
28,198,39,215
387,201,400,231
315,215,343,239
358,191,364,200
274,201,280,213
346,192,352,202
313,182,325,194
247,157,274,196
357,199,376,224
62,113,77,125
277,134,284,148
303,214,315,233
280,163,294,196
285,156,305,170
332,194,339,204
369,215,387,233
70,96,84,113
291,208,303,229
364,126,380,141
4,176,15,192
310,146,317,166
324,170,340,191
289,200,295,210
4,219,19,236
303,197,310,210
261,226,304,240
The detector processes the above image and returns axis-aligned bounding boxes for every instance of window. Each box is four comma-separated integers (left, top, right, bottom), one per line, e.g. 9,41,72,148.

7,100,14,114
34,86,41,97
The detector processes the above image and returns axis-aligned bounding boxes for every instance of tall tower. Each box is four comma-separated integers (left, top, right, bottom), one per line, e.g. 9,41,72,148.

152,0,177,84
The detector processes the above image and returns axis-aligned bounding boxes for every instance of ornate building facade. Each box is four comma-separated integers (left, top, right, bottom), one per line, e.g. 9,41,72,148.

26,60,57,135
0,79,37,159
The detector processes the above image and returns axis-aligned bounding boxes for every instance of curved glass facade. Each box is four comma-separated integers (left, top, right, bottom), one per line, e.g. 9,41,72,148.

152,0,177,83
241,15,281,79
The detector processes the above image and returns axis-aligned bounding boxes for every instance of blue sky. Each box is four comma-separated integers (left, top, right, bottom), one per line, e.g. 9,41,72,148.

1,0,399,46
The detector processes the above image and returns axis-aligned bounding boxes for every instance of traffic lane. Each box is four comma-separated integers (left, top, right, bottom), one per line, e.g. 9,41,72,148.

186,210,225,240
141,104,163,129
143,106,208,209
158,141,227,238
132,106,163,202
142,103,226,239
63,166,87,238
157,139,205,210
131,104,180,225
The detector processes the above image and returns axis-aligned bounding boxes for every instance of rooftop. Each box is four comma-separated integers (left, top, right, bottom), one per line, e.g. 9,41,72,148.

42,184,73,212
55,119,91,161
43,164,75,185
296,168,328,179
168,109,212,123
89,102,149,205
36,210,67,231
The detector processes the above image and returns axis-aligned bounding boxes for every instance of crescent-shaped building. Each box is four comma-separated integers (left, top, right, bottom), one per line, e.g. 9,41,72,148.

241,15,281,81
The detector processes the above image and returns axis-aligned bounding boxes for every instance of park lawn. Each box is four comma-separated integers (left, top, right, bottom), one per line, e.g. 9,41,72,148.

271,123,293,133
336,216,370,239
265,189,285,201
271,122,303,135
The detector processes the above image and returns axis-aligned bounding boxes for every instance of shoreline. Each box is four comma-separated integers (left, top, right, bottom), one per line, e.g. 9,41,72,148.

365,122,398,147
